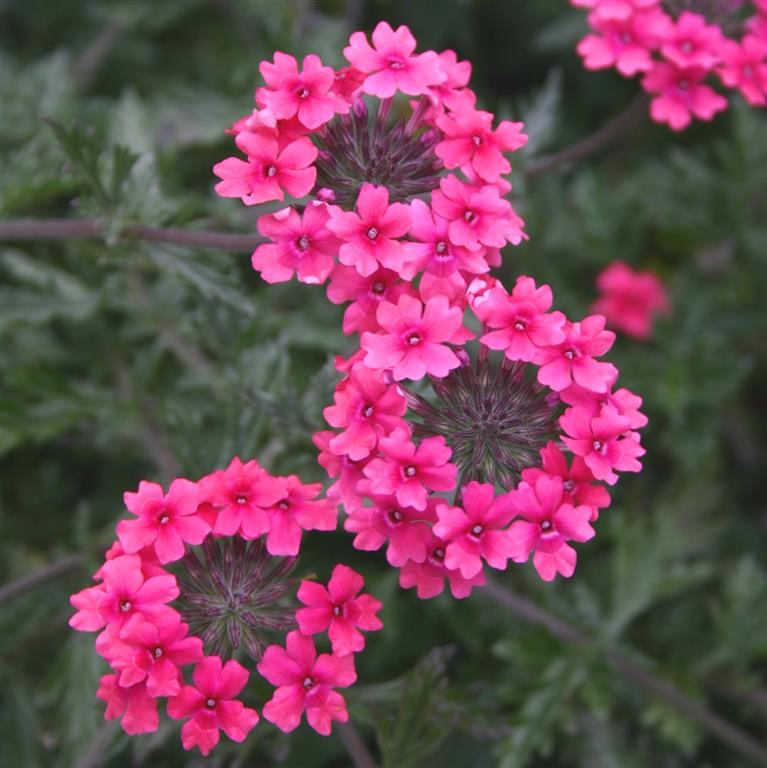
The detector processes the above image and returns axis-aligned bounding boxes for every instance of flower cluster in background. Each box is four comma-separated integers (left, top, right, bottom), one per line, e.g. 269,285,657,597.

571,0,767,130
591,261,670,340
68,458,382,755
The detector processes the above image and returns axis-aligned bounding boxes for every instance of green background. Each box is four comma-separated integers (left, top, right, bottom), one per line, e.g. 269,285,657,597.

1,1,766,766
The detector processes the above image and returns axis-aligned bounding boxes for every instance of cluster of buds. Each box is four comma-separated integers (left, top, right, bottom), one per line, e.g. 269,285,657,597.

571,0,767,130
68,458,382,755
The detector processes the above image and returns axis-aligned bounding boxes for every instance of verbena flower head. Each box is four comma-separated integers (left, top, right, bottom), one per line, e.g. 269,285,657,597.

69,457,382,755
571,0,767,130
315,273,647,589
215,20,528,292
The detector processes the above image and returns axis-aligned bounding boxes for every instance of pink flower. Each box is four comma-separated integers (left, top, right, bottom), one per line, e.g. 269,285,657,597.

113,615,203,697
253,204,341,285
661,11,724,71
433,482,517,579
431,175,526,251
576,8,671,76
536,315,617,393
718,34,767,106
313,430,369,511
258,631,357,735
261,476,337,555
323,365,408,460
478,276,567,362
343,21,446,98
69,554,178,632
398,533,486,599
199,456,286,539
97,675,159,734
560,404,645,484
435,108,527,182
344,493,438,566
326,265,414,334
521,442,611,521
327,184,412,277
591,261,670,340
213,134,317,204
168,656,259,756
258,52,350,129
360,294,466,381
642,62,728,131
506,474,596,582
403,198,491,278
362,428,457,511
117,479,208,564
296,564,383,655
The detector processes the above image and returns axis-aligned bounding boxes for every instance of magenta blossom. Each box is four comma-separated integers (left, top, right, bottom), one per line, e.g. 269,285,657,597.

591,260,670,340
69,554,178,633
257,52,349,130
344,493,438,567
261,475,337,556
361,294,467,381
521,442,611,521
296,564,383,655
435,108,527,182
431,175,526,251
506,474,596,582
253,203,341,285
536,315,617,393
326,264,416,335
344,21,446,98
97,675,159,735
327,184,412,277
560,404,645,484
258,631,357,735
117,479,208,564
399,532,486,598
168,656,259,756
323,364,408,460
362,428,457,510
479,276,567,363
198,456,286,539
433,481,517,579
213,134,317,204
642,61,728,131
114,615,203,697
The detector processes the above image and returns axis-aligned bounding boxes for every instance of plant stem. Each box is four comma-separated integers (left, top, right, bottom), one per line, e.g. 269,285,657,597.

336,721,379,768
0,218,264,251
482,578,767,765
525,94,649,179
0,554,85,605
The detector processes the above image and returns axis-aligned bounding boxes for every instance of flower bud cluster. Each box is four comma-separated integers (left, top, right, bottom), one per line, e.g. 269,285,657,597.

571,0,767,130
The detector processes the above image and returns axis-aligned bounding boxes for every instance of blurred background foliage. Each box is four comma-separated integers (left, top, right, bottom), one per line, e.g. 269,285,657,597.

1,0,766,766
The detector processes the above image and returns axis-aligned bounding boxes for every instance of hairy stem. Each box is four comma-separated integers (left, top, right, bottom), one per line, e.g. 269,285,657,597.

0,219,264,251
336,721,379,768
525,94,649,179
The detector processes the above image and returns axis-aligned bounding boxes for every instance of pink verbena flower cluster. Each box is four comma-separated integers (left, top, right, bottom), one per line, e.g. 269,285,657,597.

571,0,767,130
314,274,647,589
214,20,528,295
591,260,670,340
69,457,382,755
